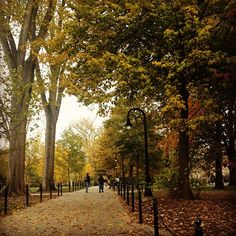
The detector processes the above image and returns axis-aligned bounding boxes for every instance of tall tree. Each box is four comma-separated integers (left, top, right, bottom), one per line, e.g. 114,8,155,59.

67,0,230,198
35,0,69,190
213,2,236,186
0,0,56,194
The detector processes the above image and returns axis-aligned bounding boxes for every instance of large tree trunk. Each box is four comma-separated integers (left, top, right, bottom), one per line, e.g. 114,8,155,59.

37,0,65,190
0,0,56,195
228,142,236,186
177,82,193,199
7,119,27,194
227,110,236,185
214,123,224,189
215,155,224,189
43,111,57,190
178,130,193,199
38,66,64,190
7,60,35,195
222,106,236,186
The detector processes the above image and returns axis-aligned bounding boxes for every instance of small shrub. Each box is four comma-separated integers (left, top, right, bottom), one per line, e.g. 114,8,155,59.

155,167,178,197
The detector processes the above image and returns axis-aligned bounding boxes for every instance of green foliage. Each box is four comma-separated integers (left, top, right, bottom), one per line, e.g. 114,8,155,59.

155,167,179,195
25,138,44,186
55,126,86,182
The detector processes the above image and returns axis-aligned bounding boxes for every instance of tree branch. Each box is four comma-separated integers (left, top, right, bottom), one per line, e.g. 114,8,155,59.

37,0,56,40
0,7,17,69
17,0,35,66
35,59,48,110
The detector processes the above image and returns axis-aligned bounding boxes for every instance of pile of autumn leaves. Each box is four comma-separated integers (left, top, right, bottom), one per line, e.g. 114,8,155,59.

1,188,236,235
129,189,236,236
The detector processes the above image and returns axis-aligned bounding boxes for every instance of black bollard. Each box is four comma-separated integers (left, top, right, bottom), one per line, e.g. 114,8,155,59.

153,198,159,236
4,186,8,215
195,218,203,236
138,188,143,224
26,185,29,206
60,182,63,195
131,184,135,212
120,182,123,197
40,184,43,202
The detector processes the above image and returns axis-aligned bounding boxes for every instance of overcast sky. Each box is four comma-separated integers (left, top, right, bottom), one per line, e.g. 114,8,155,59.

56,96,105,139
29,95,105,142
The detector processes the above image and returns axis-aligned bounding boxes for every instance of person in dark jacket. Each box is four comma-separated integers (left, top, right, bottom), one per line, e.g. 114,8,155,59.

98,174,104,193
84,173,91,193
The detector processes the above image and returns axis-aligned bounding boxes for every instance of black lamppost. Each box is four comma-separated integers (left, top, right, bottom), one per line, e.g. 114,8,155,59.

125,108,152,197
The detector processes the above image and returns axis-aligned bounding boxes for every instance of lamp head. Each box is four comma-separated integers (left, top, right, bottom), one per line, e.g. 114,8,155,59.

124,117,132,128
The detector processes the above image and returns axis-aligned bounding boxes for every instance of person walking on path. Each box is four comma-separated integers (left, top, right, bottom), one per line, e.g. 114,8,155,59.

84,173,90,193
0,186,164,235
98,174,104,193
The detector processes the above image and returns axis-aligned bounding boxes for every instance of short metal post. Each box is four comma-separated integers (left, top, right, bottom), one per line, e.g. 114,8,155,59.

120,182,123,197
40,184,43,202
131,184,135,212
26,185,29,206
57,183,60,196
195,218,203,236
127,183,129,205
72,182,75,191
69,182,71,192
4,186,8,215
60,182,63,195
153,198,159,236
138,188,143,224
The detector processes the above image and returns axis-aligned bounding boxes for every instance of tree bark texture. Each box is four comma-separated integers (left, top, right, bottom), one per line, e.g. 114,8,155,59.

178,130,193,199
39,65,64,190
0,0,56,194
222,105,236,186
43,111,57,190
228,144,236,186
7,119,27,194
228,115,236,185
177,82,193,199
6,59,35,195
214,123,224,189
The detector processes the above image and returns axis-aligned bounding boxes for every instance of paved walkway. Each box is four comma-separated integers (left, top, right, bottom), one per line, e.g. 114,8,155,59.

0,186,162,236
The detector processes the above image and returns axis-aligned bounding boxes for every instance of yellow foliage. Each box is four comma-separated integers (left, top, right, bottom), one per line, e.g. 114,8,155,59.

82,162,95,178
152,61,162,68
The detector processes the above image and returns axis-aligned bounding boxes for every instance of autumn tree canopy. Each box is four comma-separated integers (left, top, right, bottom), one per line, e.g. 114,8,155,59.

64,0,235,198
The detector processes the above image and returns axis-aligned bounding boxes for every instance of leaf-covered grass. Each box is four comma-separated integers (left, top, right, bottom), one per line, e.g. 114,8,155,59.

0,194,58,216
123,188,236,236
